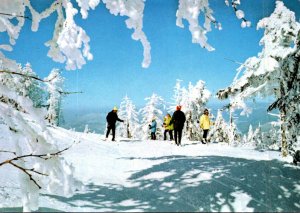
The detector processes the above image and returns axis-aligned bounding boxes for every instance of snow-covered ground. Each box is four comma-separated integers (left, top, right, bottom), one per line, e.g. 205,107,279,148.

1,126,300,212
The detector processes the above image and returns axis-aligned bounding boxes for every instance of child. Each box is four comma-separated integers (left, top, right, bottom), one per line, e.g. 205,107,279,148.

149,118,157,140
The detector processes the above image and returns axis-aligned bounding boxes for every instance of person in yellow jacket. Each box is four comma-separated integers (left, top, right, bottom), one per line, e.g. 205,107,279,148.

163,113,174,141
199,109,213,144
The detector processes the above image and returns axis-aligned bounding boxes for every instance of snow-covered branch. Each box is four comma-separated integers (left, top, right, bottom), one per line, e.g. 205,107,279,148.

230,0,251,28
0,12,31,20
217,1,300,155
0,0,256,69
0,143,74,189
0,69,57,83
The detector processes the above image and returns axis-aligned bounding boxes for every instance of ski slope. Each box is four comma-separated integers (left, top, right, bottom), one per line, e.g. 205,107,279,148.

1,126,300,212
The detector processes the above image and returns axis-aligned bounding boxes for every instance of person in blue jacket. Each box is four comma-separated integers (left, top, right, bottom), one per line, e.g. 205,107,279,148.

149,117,157,140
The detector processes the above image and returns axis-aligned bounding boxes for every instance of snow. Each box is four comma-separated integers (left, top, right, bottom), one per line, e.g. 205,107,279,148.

1,126,299,212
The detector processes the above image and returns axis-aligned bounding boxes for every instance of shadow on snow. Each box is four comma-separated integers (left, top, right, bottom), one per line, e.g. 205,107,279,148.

42,155,300,212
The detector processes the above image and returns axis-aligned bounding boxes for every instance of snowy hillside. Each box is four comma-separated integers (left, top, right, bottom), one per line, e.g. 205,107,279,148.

1,126,299,212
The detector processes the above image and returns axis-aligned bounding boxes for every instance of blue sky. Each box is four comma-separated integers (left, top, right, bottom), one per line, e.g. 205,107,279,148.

4,0,300,110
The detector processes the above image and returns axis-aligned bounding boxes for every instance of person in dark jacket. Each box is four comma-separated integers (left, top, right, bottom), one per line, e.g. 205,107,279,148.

106,106,124,141
171,105,186,146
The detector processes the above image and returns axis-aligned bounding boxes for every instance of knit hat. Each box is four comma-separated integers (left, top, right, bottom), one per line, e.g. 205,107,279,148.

113,106,118,111
176,105,181,110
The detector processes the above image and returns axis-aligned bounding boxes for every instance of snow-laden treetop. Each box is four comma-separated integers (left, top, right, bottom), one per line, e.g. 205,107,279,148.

0,0,250,70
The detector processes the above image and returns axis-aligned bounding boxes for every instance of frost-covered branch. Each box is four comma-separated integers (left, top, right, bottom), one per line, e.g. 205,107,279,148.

217,1,300,155
0,12,31,20
0,144,73,164
0,143,74,189
176,0,219,51
230,0,251,28
103,0,150,68
0,0,257,69
6,161,47,189
0,70,57,82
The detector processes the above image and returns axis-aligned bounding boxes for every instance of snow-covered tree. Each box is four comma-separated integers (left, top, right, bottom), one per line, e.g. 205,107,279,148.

208,110,229,143
0,59,78,211
240,120,281,150
242,125,259,146
84,124,90,133
140,93,164,140
181,80,211,141
117,95,140,139
0,62,45,106
168,79,184,113
21,63,46,108
45,69,64,126
217,1,300,156
227,121,241,145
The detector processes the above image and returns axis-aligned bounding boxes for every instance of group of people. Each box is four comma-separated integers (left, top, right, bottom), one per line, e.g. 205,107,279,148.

148,105,186,146
105,106,213,145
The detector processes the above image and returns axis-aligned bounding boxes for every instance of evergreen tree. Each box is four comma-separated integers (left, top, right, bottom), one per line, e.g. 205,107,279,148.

182,80,211,141
45,69,64,126
217,1,300,156
21,63,46,108
228,121,241,145
117,95,140,139
209,110,230,143
0,58,77,211
140,93,164,140
168,79,184,113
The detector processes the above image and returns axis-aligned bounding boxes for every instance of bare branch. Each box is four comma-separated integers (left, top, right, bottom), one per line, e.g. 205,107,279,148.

224,57,256,70
0,150,16,155
58,91,83,95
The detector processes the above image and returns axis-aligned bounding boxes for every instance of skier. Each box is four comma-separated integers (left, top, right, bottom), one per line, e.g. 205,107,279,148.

105,106,124,141
171,105,186,146
149,117,157,140
163,113,174,141
199,108,212,144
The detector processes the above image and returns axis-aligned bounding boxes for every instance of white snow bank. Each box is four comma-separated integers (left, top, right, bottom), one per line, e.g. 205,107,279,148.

1,126,299,212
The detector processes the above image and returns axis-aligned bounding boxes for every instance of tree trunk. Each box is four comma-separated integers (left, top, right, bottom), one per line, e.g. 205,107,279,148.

186,112,193,140
127,123,131,138
280,110,288,157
